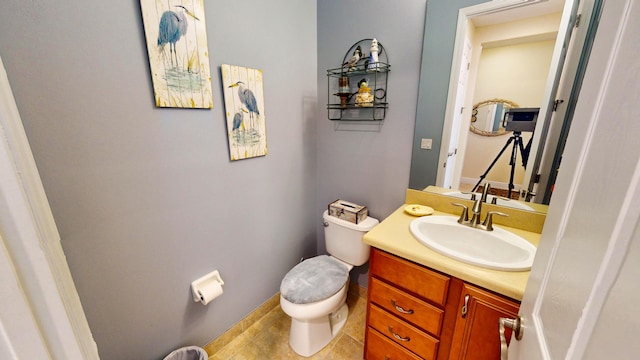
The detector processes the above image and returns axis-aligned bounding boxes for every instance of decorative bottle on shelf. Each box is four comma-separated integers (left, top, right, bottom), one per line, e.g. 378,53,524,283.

338,76,350,94
335,76,351,108
367,38,379,71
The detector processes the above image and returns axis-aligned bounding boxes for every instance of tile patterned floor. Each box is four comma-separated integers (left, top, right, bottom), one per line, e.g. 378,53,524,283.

208,286,367,360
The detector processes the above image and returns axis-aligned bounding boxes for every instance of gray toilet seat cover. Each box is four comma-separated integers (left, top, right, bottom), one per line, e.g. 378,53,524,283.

280,255,349,304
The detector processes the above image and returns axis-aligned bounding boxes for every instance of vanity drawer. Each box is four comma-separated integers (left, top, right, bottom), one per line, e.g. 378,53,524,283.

370,249,450,306
365,327,423,360
369,277,444,336
368,304,439,360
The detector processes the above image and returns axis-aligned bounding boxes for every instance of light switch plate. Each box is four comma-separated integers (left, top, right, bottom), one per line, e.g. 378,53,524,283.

421,138,432,150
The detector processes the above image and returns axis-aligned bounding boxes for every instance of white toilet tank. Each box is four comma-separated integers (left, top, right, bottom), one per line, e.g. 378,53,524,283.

322,210,379,266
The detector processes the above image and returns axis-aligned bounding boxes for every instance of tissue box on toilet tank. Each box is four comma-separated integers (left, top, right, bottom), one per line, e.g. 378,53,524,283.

328,199,368,224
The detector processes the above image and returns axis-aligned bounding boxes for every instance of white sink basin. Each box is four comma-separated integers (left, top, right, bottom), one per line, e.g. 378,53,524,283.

409,216,536,271
443,191,534,211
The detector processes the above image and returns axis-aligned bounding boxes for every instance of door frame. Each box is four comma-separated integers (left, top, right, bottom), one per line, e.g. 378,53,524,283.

442,36,473,189
0,57,98,359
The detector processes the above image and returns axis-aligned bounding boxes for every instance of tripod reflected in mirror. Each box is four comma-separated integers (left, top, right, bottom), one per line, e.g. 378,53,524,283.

473,131,533,199
473,108,539,198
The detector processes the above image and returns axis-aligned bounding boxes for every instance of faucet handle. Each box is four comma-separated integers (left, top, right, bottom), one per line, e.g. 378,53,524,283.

460,191,477,201
483,211,508,231
490,196,510,205
451,203,469,224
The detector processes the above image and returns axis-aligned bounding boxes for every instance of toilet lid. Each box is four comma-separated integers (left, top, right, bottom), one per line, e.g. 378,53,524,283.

280,255,349,304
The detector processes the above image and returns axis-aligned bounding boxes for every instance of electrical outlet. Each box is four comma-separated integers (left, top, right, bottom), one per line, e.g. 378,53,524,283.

421,138,433,150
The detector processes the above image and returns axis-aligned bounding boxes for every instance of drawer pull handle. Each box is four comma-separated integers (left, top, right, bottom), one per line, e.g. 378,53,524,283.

391,300,414,314
461,294,470,318
388,326,410,342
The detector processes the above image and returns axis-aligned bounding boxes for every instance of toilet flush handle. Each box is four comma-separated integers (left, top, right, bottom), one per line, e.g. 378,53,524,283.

323,221,329,227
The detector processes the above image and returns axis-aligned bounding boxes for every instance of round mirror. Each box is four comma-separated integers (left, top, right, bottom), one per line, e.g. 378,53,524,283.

470,99,519,136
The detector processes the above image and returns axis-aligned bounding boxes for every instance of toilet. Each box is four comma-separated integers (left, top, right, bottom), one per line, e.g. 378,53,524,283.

280,210,378,357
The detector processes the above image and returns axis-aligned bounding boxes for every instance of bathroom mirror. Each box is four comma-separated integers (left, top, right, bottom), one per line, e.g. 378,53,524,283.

409,0,598,208
424,185,548,213
469,99,518,136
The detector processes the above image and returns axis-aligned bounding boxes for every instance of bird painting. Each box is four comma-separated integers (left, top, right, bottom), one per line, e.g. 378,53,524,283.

221,64,268,160
233,108,248,132
157,5,200,68
140,0,213,108
228,81,260,127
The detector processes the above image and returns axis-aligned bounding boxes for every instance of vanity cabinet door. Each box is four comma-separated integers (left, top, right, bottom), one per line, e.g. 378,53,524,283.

447,282,520,360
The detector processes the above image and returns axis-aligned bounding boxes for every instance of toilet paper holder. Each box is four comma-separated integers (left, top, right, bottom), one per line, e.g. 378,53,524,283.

191,270,224,303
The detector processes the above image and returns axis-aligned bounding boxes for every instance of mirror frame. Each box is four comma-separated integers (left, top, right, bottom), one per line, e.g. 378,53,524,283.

469,98,519,137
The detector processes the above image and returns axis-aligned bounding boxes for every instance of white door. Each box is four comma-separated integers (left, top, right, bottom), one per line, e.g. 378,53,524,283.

522,0,598,204
519,0,580,202
509,1,640,358
442,37,472,189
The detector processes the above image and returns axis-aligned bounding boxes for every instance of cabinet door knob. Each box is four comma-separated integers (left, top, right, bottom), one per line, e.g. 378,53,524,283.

390,299,414,314
461,294,470,318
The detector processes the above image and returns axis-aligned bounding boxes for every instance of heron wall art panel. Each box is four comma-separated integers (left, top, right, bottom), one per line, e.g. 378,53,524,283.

221,64,268,161
140,0,213,108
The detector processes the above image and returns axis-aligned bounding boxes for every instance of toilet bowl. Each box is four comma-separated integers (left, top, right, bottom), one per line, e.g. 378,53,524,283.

280,255,352,356
280,279,349,357
279,211,378,357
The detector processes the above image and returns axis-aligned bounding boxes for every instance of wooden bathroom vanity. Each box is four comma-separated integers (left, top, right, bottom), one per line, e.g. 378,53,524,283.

365,248,519,360
362,190,544,360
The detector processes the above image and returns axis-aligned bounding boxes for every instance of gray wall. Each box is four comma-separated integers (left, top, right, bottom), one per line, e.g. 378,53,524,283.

317,0,427,286
0,0,430,358
0,1,317,359
409,0,488,190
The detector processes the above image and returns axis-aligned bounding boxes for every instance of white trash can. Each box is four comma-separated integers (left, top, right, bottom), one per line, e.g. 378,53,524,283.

162,346,208,360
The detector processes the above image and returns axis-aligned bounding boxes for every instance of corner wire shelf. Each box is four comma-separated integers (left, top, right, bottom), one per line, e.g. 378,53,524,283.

327,39,390,121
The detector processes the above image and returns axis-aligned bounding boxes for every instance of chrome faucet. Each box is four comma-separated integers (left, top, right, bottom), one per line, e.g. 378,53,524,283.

452,183,508,231
471,183,492,225
480,182,491,203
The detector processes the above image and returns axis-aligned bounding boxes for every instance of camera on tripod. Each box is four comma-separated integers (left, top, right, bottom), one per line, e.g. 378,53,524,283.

474,107,540,198
503,108,539,133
